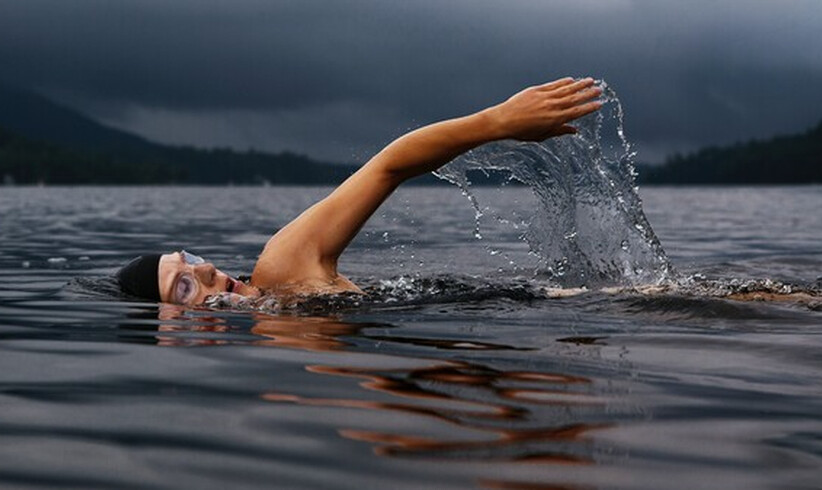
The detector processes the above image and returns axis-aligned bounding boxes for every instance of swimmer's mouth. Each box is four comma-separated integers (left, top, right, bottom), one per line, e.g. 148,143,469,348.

226,277,237,293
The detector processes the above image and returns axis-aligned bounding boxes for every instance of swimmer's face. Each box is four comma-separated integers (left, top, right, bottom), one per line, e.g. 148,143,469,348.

158,251,254,305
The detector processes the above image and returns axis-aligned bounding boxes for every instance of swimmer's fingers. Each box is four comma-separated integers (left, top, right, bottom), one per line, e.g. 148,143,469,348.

557,87,603,109
534,77,575,91
549,125,578,137
556,124,577,135
560,100,603,120
533,124,577,141
548,78,596,98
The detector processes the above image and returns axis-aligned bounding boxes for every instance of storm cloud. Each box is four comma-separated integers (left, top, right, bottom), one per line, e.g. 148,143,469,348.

1,0,821,162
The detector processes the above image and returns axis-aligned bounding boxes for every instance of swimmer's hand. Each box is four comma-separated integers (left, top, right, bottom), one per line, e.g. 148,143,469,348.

484,77,602,142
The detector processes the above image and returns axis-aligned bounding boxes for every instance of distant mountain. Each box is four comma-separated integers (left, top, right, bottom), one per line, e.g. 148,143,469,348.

0,82,359,184
0,126,180,184
638,121,822,185
0,82,155,154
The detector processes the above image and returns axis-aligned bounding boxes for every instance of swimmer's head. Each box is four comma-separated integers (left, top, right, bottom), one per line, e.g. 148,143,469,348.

116,254,162,301
117,251,256,305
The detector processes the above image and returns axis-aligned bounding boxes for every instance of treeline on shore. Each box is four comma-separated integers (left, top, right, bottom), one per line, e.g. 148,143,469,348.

637,120,822,184
2,121,820,186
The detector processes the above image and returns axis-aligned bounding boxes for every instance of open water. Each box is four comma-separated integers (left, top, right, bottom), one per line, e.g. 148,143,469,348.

1,183,820,490
1,89,821,489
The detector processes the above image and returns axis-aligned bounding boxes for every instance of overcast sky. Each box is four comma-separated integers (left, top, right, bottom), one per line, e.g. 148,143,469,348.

1,0,821,163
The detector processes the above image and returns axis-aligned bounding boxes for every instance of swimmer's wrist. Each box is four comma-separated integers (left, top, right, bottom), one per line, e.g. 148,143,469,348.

476,106,508,142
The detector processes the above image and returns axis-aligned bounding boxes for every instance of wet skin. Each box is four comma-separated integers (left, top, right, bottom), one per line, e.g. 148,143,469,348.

158,252,259,306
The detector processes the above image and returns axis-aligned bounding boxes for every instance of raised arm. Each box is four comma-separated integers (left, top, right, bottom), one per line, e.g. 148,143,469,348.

252,78,602,289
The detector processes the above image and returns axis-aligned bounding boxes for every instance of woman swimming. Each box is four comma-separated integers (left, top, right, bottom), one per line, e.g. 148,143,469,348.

116,77,605,305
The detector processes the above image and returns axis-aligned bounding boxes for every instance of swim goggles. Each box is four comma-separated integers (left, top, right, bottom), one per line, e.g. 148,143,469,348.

181,250,206,266
173,250,207,304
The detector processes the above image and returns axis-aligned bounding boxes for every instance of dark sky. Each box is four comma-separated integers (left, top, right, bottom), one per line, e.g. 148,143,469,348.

2,0,821,163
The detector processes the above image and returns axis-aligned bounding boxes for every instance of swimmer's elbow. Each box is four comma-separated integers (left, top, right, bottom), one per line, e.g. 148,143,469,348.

371,111,501,183
365,150,415,186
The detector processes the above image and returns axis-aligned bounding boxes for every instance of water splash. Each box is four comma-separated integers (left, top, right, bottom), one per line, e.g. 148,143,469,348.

200,276,547,314
435,81,672,288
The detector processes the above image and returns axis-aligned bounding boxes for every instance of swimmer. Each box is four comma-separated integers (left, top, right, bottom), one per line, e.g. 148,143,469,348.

116,77,604,305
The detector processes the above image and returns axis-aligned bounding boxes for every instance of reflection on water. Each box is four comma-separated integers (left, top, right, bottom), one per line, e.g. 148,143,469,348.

150,312,612,467
266,364,607,465
141,308,618,488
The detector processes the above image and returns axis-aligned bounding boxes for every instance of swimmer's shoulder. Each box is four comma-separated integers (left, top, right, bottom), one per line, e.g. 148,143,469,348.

251,246,362,295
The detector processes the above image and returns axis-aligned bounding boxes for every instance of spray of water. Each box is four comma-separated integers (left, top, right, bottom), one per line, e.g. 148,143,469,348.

435,81,672,288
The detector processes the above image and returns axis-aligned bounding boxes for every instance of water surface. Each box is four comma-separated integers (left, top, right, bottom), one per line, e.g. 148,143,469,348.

1,184,820,489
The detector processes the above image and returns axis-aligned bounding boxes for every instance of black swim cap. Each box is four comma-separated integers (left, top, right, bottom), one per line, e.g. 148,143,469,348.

116,254,162,301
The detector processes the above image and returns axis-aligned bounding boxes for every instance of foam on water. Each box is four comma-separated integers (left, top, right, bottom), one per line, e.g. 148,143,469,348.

435,81,672,288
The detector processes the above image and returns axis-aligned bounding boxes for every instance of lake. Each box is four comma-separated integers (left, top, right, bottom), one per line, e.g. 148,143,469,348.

0,185,820,489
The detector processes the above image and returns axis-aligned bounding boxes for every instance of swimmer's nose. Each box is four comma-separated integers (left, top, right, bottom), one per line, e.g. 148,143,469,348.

194,263,217,286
